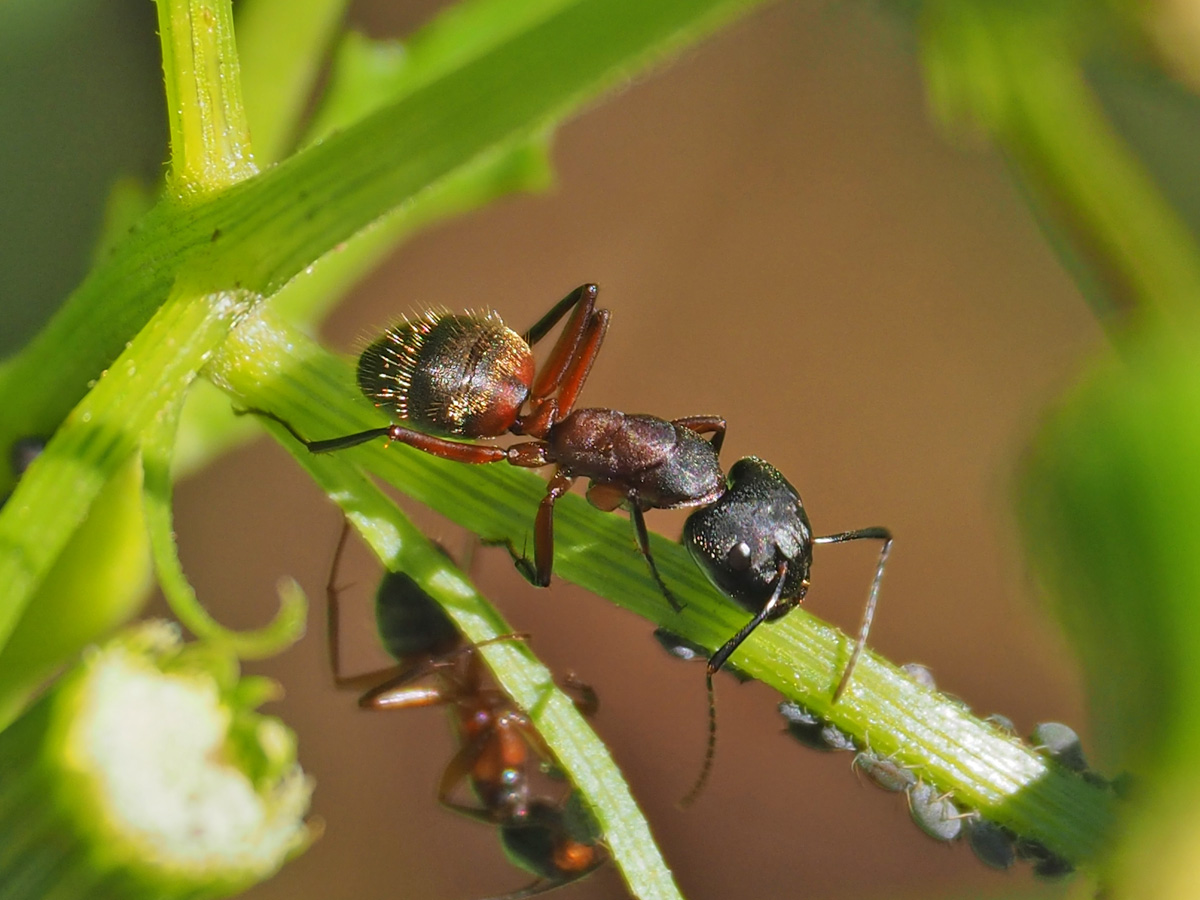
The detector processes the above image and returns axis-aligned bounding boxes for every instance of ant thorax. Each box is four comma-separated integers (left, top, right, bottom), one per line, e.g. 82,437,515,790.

357,309,534,437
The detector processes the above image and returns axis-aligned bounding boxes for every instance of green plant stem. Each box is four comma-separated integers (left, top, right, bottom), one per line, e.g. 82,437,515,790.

212,312,1118,863
155,0,256,190
0,286,255,657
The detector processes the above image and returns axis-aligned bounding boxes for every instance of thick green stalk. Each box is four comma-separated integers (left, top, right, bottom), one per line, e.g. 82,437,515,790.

155,0,256,190
0,286,254,656
236,0,348,164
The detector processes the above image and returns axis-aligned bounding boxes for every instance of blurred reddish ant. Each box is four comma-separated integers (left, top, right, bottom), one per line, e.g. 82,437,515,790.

326,522,605,899
246,284,725,608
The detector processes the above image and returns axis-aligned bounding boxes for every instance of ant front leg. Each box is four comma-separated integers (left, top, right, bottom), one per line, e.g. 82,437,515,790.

672,416,727,456
813,526,893,702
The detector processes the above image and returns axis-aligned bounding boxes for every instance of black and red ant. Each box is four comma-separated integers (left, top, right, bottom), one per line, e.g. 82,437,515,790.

325,522,606,899
248,284,726,608
675,456,892,804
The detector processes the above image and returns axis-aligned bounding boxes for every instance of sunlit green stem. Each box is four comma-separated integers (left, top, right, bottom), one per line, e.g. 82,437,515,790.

155,0,257,190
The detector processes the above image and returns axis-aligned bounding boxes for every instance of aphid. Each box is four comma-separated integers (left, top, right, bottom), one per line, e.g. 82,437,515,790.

908,782,963,842
777,700,856,753
900,662,936,690
852,749,917,792
680,456,891,803
249,285,725,607
985,713,1016,734
326,522,605,897
965,817,1017,870
652,627,751,682
1029,722,1088,773
1015,838,1074,878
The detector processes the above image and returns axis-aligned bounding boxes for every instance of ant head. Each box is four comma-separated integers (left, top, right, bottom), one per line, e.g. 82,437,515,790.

683,456,813,613
357,310,534,438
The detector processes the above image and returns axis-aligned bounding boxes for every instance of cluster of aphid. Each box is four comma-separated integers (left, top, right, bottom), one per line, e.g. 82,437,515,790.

762,662,1106,878
326,522,606,899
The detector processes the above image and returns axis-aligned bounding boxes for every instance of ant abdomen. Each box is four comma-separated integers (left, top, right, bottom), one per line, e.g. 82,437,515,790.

374,570,460,660
357,310,534,438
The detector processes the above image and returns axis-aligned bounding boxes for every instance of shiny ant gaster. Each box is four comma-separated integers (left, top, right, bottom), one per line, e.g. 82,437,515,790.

326,522,605,899
250,284,726,608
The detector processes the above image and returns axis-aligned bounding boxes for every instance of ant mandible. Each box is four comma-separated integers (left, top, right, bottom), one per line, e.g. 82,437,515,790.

325,522,606,899
678,456,892,805
252,284,726,608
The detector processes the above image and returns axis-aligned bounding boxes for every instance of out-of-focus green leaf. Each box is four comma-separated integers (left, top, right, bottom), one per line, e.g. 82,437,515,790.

1019,325,1200,897
919,0,1200,331
0,454,151,731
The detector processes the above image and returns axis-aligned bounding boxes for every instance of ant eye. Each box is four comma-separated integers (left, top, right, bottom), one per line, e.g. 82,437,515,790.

726,542,752,571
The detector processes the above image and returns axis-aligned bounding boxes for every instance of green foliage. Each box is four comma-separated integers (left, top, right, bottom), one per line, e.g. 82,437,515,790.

7,0,1200,897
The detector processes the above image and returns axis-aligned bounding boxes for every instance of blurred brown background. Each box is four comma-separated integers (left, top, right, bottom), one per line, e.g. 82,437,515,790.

14,0,1105,898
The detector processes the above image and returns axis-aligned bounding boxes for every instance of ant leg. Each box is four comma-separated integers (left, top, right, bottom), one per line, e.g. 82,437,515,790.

813,527,893,702
325,519,421,693
550,308,608,417
519,308,609,436
326,520,356,689
241,407,510,462
527,471,574,587
522,284,598,346
522,284,598,399
682,561,789,809
237,407,393,452
437,730,507,824
630,505,682,611
560,673,599,718
671,416,727,456
482,536,540,586
360,635,531,710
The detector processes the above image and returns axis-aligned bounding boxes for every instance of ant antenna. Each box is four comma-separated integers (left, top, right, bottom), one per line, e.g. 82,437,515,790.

680,561,789,808
816,528,892,703
678,667,718,809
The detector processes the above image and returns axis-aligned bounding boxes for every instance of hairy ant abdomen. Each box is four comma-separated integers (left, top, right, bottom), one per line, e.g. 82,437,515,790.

357,310,535,438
